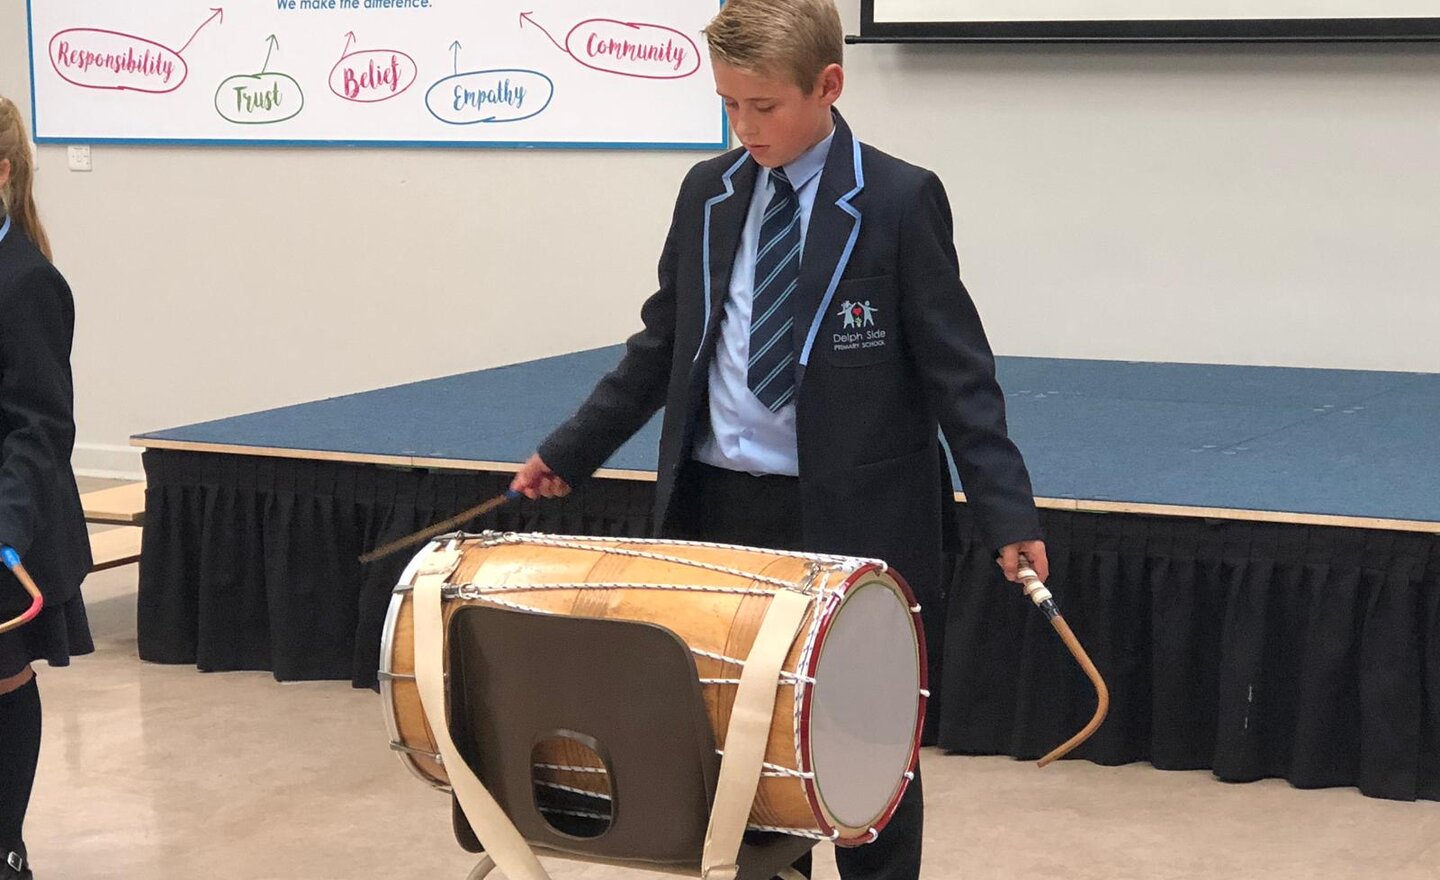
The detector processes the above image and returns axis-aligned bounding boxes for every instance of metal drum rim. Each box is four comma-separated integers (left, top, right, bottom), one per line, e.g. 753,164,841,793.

380,540,450,792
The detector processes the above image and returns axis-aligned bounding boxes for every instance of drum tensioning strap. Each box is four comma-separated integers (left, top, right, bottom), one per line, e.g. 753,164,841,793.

412,547,553,880
410,544,812,880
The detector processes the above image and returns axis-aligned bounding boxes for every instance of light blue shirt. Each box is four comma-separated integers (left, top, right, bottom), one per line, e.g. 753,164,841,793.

694,129,835,477
0,214,10,246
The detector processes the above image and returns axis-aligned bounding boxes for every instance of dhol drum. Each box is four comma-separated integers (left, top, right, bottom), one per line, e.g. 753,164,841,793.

380,531,927,846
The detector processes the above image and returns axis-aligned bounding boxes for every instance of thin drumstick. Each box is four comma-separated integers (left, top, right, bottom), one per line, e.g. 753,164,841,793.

358,489,522,565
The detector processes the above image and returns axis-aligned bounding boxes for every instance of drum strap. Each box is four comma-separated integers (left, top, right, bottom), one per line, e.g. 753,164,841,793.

411,549,555,880
701,587,813,880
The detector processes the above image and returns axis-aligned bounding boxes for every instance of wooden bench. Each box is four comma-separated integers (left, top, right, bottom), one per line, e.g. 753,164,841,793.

89,526,144,572
81,482,147,571
80,481,147,526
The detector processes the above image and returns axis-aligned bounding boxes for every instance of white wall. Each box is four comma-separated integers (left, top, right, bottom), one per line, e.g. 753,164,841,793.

3,4,1438,478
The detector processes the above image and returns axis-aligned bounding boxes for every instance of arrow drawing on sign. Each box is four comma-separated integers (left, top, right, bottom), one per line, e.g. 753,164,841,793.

341,30,357,59
443,41,491,120
261,34,279,74
518,12,566,54
178,7,223,55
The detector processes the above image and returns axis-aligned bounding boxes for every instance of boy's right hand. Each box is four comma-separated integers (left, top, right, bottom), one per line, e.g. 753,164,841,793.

511,453,572,500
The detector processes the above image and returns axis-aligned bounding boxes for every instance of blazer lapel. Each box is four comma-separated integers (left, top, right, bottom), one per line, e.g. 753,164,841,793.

693,153,758,372
794,111,865,389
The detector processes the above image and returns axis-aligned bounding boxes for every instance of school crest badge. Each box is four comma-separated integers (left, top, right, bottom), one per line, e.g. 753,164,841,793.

837,300,878,329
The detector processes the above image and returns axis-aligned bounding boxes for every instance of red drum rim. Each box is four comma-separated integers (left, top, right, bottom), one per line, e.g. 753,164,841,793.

796,563,928,847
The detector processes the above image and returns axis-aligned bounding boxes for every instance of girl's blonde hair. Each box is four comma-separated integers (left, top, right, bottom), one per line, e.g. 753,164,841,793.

0,96,52,261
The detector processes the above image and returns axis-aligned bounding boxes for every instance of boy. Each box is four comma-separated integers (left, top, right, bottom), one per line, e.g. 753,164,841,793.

513,2,1047,877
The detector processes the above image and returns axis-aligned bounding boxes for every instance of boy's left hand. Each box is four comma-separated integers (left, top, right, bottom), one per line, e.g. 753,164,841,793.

997,540,1049,584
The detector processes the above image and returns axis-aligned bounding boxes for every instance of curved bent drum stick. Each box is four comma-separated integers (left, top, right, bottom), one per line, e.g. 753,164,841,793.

1,546,45,635
1016,565,1111,767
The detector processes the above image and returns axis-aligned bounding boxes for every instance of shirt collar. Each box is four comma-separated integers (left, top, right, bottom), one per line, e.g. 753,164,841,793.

0,214,10,246
768,127,835,193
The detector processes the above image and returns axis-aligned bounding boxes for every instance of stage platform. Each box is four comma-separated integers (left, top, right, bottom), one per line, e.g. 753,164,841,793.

130,348,1440,804
135,347,1440,531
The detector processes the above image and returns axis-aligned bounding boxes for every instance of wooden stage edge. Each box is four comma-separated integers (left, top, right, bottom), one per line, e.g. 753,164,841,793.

131,437,1440,536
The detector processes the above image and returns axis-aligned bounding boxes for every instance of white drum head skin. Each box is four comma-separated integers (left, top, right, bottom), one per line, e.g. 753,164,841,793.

807,577,922,831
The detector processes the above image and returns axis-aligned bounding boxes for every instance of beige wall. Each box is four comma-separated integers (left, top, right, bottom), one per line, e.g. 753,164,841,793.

3,5,1438,478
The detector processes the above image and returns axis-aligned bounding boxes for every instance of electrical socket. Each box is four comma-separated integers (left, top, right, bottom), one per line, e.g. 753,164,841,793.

67,145,92,172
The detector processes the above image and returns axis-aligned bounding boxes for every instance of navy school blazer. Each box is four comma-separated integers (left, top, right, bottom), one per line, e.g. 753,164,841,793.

0,222,91,613
540,111,1040,600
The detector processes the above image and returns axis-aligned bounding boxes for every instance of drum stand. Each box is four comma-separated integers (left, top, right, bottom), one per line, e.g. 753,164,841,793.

439,603,816,880
464,855,496,880
463,856,805,880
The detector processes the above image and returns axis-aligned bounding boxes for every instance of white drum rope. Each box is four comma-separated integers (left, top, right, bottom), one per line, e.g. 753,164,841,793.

480,533,826,592
477,531,881,569
449,581,785,599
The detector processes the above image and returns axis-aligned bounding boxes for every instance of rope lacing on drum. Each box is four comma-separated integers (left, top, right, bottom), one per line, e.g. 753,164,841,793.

430,535,911,817
436,596,819,689
534,781,613,801
532,809,840,841
537,806,611,821
447,581,784,599
690,647,747,666
541,755,810,781
533,762,608,774
791,586,840,771
690,647,815,686
478,530,885,571
535,808,864,843
484,533,828,592
699,676,814,686
450,593,555,616
748,825,837,841
713,750,815,780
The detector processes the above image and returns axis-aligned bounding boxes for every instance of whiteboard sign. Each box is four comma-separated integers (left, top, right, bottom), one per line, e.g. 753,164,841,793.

28,0,728,149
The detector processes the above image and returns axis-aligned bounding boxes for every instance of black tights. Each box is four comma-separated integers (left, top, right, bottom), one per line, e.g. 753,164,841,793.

0,674,41,860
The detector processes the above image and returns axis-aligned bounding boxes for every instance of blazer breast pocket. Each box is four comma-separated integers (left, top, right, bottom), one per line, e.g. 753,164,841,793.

818,274,900,367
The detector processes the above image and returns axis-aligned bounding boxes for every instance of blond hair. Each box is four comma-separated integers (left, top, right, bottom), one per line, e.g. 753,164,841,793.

0,96,51,261
703,0,843,92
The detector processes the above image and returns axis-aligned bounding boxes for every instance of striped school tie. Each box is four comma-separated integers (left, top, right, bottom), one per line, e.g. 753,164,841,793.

747,167,802,412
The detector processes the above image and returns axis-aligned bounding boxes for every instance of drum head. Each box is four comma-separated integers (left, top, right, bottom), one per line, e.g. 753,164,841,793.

802,572,924,838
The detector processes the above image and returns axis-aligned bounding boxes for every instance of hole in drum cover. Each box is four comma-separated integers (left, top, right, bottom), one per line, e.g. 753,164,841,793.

531,735,614,839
